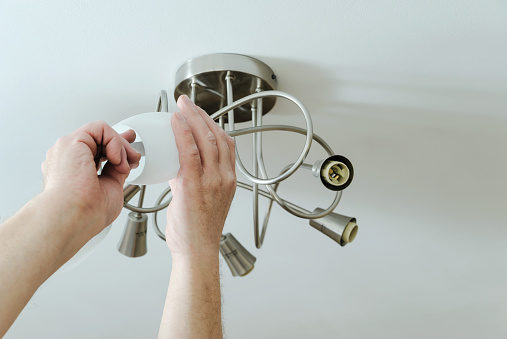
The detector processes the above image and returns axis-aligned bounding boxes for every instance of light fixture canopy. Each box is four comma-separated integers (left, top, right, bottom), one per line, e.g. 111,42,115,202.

174,53,277,123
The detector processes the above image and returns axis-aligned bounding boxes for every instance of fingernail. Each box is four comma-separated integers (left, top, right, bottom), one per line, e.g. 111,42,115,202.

178,94,191,106
175,111,185,121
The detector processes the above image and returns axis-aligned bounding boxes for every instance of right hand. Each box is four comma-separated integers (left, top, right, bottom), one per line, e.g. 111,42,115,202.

165,95,237,259
41,121,141,239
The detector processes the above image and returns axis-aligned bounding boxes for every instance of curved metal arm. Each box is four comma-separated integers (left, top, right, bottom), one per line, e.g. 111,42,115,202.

123,125,334,214
126,90,342,246
123,90,170,214
157,90,169,112
236,181,309,213
152,185,173,241
123,199,170,214
150,179,342,243
229,125,341,219
228,125,334,154
237,180,342,220
210,90,314,186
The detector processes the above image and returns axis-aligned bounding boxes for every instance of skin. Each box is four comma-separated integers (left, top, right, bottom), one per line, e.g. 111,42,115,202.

0,95,236,339
159,95,236,339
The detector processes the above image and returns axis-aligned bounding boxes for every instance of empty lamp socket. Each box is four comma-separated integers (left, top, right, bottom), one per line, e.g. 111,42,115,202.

313,155,354,191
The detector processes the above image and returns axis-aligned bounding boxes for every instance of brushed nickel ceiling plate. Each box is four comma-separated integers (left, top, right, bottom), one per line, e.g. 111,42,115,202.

174,53,277,123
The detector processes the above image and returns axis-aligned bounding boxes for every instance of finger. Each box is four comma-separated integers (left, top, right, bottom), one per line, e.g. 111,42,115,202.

101,162,128,186
120,129,136,143
118,129,142,167
193,104,233,173
226,133,236,173
75,121,125,166
177,95,219,169
171,112,203,180
119,144,130,174
119,136,141,166
88,127,140,170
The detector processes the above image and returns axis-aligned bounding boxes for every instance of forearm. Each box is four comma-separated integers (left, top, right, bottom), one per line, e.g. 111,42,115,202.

158,252,223,339
0,191,92,337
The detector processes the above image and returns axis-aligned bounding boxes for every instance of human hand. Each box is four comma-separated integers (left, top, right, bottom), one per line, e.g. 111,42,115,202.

166,95,237,259
41,121,142,238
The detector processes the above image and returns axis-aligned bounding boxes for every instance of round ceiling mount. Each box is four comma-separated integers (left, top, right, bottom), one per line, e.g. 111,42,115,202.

174,53,277,123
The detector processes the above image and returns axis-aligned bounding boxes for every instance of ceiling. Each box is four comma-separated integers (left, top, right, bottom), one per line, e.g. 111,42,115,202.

1,1,507,338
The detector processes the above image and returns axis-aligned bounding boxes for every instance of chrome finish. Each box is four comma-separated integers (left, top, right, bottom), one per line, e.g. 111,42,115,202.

157,90,169,112
174,53,277,122
118,212,148,257
236,180,342,219
226,71,236,129
125,125,335,214
309,208,358,246
152,185,173,241
237,160,342,221
210,91,314,186
236,181,310,214
190,81,197,103
122,122,326,215
251,99,260,248
230,122,340,220
228,124,333,154
137,185,146,208
123,201,170,214
220,233,256,277
123,185,141,204
255,91,268,247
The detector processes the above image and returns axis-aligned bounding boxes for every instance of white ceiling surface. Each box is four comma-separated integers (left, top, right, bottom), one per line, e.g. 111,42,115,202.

1,1,507,338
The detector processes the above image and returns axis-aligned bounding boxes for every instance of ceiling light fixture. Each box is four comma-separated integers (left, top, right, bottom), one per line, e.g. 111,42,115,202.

111,53,359,276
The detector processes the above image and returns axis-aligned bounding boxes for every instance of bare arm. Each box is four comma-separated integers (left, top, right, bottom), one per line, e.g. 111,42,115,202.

0,123,140,338
158,95,236,339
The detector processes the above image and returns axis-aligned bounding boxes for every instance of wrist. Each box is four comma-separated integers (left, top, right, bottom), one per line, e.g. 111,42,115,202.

170,247,220,267
165,229,222,264
36,191,98,261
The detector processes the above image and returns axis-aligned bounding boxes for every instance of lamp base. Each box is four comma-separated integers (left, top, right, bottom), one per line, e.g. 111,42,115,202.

174,53,277,123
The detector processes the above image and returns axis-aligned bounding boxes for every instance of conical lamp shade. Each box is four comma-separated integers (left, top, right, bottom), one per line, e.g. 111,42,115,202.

118,212,148,257
220,233,256,277
309,208,358,246
114,112,180,185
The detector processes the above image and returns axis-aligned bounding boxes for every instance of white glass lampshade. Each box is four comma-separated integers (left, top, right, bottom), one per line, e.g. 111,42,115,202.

114,112,180,185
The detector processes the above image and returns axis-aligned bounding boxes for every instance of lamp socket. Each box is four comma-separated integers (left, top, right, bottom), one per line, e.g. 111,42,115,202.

312,155,354,191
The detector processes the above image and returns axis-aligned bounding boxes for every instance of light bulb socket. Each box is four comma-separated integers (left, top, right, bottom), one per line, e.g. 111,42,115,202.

123,185,141,204
309,208,358,246
118,212,148,257
313,155,354,191
220,233,256,277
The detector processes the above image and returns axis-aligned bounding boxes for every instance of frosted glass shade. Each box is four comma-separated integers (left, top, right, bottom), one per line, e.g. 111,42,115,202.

114,112,180,185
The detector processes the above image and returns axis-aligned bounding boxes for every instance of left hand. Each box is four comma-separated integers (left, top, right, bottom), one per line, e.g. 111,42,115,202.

41,121,141,237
